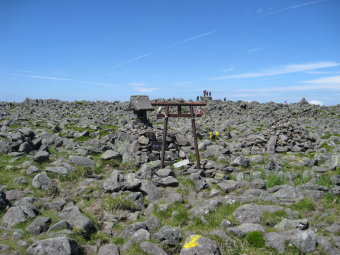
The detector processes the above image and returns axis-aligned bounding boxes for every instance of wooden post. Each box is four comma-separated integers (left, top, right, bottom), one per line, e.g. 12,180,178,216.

161,105,169,168
190,105,201,169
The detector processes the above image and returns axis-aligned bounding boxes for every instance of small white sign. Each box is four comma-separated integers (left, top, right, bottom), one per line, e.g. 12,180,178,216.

173,159,190,168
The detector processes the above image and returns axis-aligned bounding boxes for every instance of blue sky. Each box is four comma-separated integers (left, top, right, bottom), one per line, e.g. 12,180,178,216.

1,0,339,105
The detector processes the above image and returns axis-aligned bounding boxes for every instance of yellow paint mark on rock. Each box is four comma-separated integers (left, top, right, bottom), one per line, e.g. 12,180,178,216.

183,235,202,248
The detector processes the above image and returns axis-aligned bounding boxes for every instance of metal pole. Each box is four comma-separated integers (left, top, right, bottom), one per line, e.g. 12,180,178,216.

161,105,169,168
190,105,200,169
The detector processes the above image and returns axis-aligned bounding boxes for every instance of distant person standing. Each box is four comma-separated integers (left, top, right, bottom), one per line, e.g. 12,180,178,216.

209,91,211,96
197,96,199,101
224,97,226,101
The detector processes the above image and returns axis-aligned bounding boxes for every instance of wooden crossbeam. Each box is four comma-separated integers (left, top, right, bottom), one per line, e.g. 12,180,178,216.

151,102,206,107
156,113,203,118
152,101,206,169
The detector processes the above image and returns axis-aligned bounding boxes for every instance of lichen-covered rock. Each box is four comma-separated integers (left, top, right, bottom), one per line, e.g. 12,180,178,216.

140,241,168,255
69,155,95,167
26,237,79,255
154,225,182,247
233,203,283,224
26,217,51,235
58,206,95,233
32,172,52,189
180,235,221,255
227,223,265,238
98,244,120,255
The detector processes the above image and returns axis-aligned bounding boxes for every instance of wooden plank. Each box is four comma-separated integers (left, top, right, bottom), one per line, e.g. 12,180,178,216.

160,105,169,168
190,105,201,169
151,102,206,106
156,113,203,118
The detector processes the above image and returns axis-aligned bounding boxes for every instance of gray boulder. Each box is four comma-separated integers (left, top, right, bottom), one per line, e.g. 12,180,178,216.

27,165,41,175
26,217,51,235
103,171,141,192
0,139,11,153
2,206,27,227
46,166,71,175
19,128,35,138
18,142,32,153
153,176,179,187
140,180,163,201
144,215,161,230
48,220,72,232
316,235,340,255
101,150,121,160
271,185,303,202
266,135,278,153
0,190,9,209
265,229,317,254
69,155,95,167
154,225,182,246
32,172,52,189
233,203,283,224
58,206,95,233
26,237,79,255
131,229,150,243
33,151,50,162
120,222,148,239
140,241,168,255
176,134,190,146
227,223,265,237
189,173,208,191
217,180,239,193
2,198,39,227
180,235,221,255
231,156,250,167
98,244,120,255
274,218,309,231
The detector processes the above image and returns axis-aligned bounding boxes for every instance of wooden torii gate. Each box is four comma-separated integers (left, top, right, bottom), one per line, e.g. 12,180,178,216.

151,101,207,169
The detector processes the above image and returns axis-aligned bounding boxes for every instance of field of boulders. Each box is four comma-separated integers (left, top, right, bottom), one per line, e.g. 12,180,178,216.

0,98,339,255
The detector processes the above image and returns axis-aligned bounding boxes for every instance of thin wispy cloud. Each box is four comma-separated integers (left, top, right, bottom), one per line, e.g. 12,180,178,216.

131,83,159,93
301,75,340,84
113,29,219,68
248,48,262,53
210,61,340,80
6,70,118,88
222,66,234,72
0,67,37,74
238,83,340,93
29,75,70,81
257,0,327,17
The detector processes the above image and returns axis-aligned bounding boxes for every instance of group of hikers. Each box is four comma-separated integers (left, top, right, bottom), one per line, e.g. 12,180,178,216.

203,90,211,97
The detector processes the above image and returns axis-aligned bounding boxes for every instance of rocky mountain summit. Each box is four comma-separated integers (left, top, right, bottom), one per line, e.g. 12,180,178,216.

0,98,339,255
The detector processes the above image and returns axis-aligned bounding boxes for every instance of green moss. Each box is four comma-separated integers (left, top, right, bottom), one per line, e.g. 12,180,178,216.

321,193,340,209
90,231,110,244
321,142,334,152
293,174,312,186
73,136,92,142
321,133,340,139
102,195,137,212
177,176,195,189
316,174,332,188
266,174,289,188
260,210,288,227
122,243,148,255
112,236,125,246
291,197,315,212
186,202,240,233
245,231,265,248
153,201,189,228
